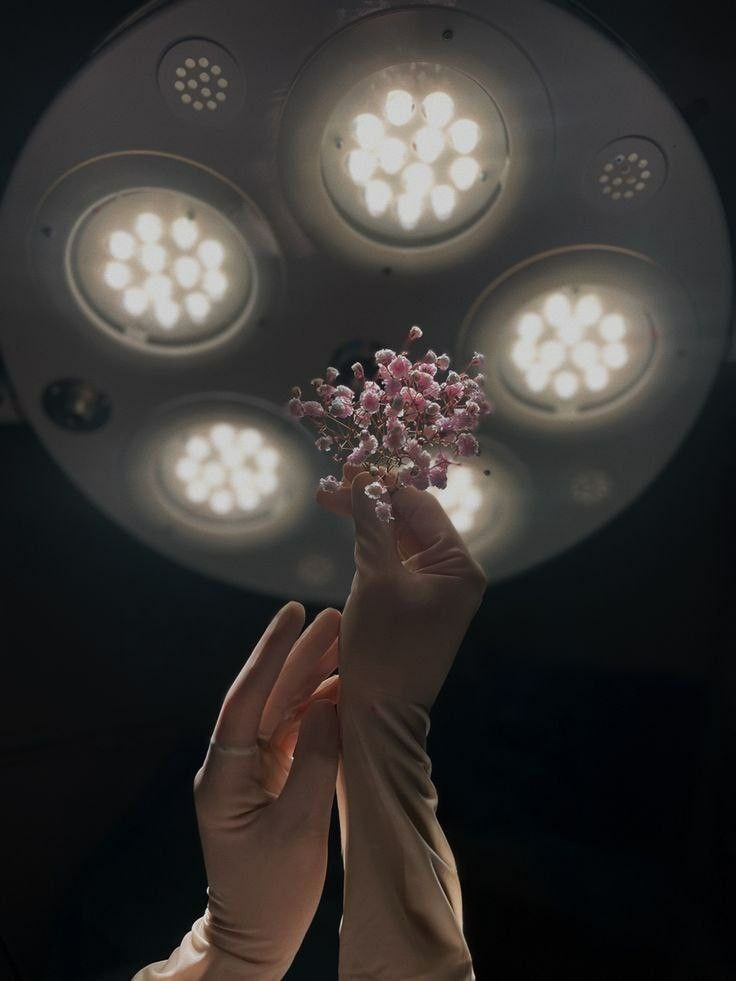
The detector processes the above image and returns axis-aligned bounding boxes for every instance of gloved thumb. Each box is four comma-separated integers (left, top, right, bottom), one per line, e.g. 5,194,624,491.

274,699,339,834
350,470,402,576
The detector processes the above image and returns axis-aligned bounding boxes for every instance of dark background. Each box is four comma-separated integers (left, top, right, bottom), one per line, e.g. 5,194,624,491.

1,2,734,979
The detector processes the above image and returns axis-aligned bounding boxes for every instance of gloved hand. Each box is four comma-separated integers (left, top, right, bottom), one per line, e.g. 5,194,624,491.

132,603,341,981
318,464,487,981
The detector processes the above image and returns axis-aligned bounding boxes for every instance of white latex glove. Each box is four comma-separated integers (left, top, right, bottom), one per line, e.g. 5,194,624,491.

318,464,487,981
132,603,341,981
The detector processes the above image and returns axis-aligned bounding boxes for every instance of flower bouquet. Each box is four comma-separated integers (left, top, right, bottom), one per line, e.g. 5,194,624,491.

287,326,493,522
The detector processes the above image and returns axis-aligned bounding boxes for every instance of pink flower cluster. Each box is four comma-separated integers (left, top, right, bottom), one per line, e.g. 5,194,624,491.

287,325,493,522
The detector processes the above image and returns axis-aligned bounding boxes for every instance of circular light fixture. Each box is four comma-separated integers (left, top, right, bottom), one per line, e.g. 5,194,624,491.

69,187,251,347
280,4,551,270
462,247,704,433
128,396,316,547
320,64,506,244
30,152,280,357
499,284,655,414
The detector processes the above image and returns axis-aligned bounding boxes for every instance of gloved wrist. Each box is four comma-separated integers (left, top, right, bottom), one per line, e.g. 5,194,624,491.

131,913,289,981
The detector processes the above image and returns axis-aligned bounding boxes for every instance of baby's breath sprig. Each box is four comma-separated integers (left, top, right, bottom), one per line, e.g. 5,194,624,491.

286,325,493,522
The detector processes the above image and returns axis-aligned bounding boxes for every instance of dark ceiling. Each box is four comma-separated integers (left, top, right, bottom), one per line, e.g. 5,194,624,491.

0,2,734,980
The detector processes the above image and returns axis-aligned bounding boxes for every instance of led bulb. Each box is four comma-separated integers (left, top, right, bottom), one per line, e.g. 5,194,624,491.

348,149,377,185
574,294,603,328
256,447,280,469
377,138,408,175
109,231,135,261
255,470,278,494
585,363,610,391
511,340,537,370
543,293,572,328
449,119,480,155
185,292,210,322
174,256,201,289
210,489,234,515
397,193,423,229
144,274,173,302
155,298,180,329
238,428,263,453
539,340,566,371
413,127,445,164
186,435,210,460
175,457,199,481
526,364,549,392
449,157,479,191
364,180,393,216
186,481,209,503
599,313,627,342
135,212,163,243
123,287,148,316
211,423,236,447
402,162,434,197
171,217,199,250
517,313,544,342
198,240,225,269
602,342,629,369
104,262,131,290
203,269,228,300
422,91,454,129
202,461,226,487
384,89,414,126
571,341,599,370
430,184,456,220
140,244,167,274
353,113,385,151
553,371,579,399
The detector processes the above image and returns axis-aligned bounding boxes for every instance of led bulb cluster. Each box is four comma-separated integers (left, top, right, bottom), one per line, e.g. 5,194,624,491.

427,464,485,534
345,88,482,230
509,291,631,400
173,423,281,516
102,212,229,331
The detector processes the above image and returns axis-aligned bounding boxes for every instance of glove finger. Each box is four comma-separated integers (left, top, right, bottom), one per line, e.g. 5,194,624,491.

259,610,340,742
389,480,468,566
270,674,340,758
351,470,403,576
211,601,306,747
273,700,339,834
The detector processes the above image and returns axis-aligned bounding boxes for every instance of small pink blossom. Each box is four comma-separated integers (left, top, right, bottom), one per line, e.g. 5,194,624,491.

436,354,450,371
303,400,325,418
457,433,479,456
423,424,438,440
335,384,355,401
317,383,337,402
288,398,305,418
359,433,378,454
325,366,339,384
319,475,341,493
425,401,441,419
329,396,353,418
354,408,372,427
360,388,381,413
416,449,432,470
383,376,403,397
388,355,412,379
383,422,406,451
409,325,423,341
375,501,394,523
470,352,485,368
429,466,448,489
424,349,438,364
346,446,367,466
315,436,333,451
374,348,396,365
352,361,365,381
365,481,387,500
